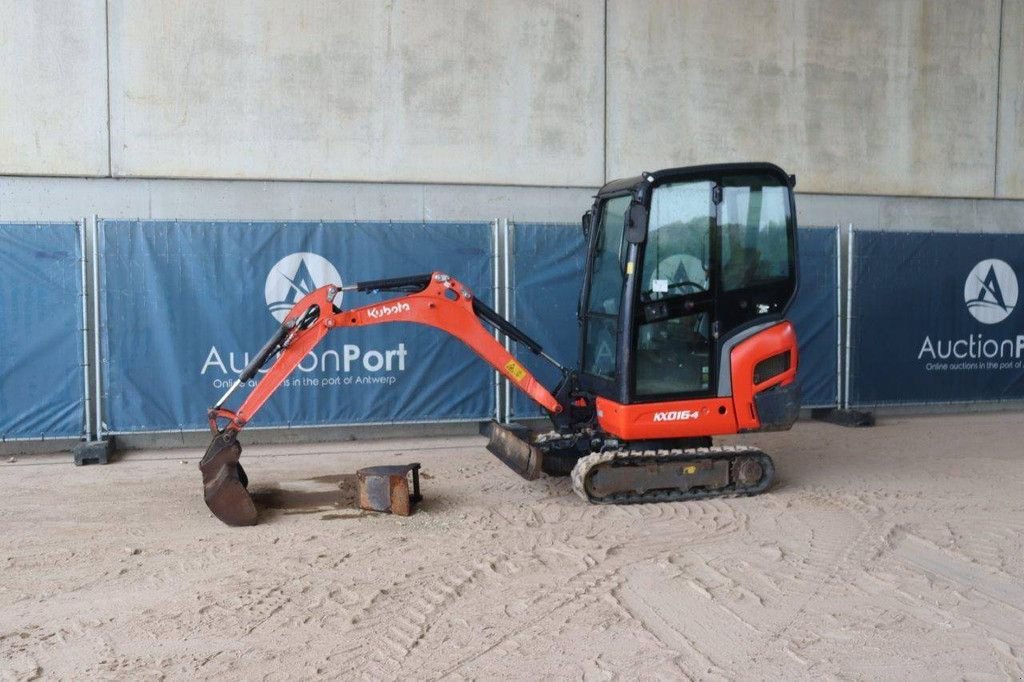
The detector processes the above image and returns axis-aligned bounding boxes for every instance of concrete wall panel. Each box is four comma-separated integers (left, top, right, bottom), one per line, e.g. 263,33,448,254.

607,0,1001,197
997,0,1024,198
108,0,604,186
0,1,108,176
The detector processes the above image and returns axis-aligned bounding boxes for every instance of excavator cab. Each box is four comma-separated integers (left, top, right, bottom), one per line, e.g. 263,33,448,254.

577,163,799,442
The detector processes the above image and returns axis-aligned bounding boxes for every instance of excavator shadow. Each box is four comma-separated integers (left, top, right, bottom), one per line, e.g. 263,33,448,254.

248,472,441,522
250,473,365,521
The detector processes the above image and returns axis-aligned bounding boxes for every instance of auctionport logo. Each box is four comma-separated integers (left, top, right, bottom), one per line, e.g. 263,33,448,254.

202,252,409,384
264,252,343,322
918,257,1023,369
964,259,1017,325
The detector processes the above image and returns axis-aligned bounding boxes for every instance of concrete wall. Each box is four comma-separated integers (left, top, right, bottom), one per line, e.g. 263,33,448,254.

0,0,108,176
0,0,1022,202
607,0,1002,198
107,0,604,186
997,0,1024,198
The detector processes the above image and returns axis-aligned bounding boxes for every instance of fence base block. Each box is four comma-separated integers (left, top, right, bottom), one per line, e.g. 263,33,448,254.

73,438,115,466
810,408,876,428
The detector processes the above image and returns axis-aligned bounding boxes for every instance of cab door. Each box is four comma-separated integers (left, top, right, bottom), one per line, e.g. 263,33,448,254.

630,171,796,402
632,179,717,399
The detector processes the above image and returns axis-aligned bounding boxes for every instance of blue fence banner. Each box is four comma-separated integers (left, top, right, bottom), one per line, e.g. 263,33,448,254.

0,223,85,439
789,227,839,407
849,231,1024,405
508,223,586,419
99,221,494,432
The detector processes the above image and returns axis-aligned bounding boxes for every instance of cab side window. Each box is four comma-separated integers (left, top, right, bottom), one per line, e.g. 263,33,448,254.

719,179,791,291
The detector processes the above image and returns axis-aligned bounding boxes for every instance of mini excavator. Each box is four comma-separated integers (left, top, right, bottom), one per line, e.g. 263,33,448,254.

201,163,801,525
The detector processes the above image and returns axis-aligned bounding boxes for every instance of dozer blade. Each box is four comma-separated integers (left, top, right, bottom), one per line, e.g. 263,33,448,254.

199,430,258,526
479,421,543,480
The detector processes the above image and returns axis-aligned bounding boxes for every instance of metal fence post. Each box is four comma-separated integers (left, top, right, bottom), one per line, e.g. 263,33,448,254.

79,218,93,441
91,215,104,437
491,219,501,423
834,223,842,408
842,223,855,409
502,218,512,424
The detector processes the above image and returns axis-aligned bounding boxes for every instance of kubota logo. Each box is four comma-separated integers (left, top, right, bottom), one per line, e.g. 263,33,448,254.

964,259,1017,325
366,302,411,319
265,253,343,322
652,410,700,422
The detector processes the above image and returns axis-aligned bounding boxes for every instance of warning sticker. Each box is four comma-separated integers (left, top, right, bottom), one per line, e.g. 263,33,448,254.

504,360,527,382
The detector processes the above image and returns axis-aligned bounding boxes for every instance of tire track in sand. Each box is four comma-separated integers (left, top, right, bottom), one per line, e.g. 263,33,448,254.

337,496,752,680
607,489,885,677
429,498,753,679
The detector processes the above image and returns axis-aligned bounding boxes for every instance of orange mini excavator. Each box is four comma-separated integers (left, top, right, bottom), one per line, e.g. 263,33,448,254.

201,163,801,525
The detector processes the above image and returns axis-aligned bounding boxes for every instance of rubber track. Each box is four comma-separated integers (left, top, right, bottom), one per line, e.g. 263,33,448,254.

570,445,775,504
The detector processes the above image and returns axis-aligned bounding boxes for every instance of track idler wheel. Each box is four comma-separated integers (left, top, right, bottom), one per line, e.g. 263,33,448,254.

734,457,764,487
199,430,258,526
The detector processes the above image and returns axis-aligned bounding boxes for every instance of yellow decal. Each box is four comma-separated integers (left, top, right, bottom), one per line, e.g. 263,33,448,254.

682,465,697,475
626,261,635,275
504,360,527,382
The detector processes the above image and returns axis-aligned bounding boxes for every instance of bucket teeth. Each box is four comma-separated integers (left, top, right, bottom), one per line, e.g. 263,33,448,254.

199,431,258,526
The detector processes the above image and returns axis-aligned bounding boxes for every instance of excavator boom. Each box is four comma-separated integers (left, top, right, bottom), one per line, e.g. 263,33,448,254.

201,272,566,525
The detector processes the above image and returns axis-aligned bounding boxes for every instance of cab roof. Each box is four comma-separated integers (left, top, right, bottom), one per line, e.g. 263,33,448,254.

596,162,793,197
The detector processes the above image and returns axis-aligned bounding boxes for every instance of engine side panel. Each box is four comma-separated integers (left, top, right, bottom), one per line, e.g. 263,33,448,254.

730,321,798,431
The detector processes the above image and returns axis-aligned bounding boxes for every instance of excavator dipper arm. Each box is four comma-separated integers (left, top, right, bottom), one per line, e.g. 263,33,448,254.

200,272,563,526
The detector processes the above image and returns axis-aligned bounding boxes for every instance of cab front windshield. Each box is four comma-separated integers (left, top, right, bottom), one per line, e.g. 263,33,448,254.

582,195,630,379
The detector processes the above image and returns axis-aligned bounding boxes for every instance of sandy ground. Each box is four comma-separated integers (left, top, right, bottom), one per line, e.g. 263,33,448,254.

1,413,1022,681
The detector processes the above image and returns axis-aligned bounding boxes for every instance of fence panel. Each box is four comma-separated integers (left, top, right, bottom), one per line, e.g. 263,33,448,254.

99,221,494,432
508,223,586,419
0,222,85,439
789,226,840,408
849,231,1024,405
